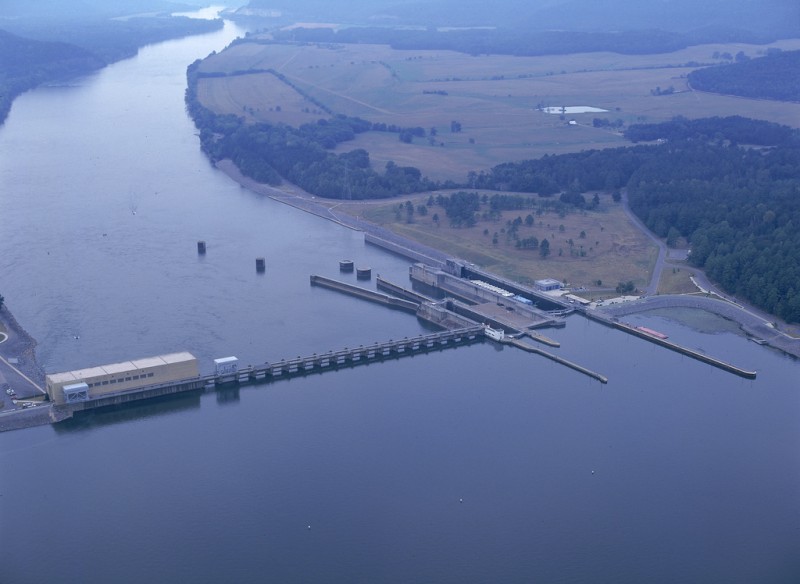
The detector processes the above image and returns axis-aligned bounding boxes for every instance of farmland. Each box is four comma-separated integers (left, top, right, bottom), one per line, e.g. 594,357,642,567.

194,34,800,294
196,36,800,182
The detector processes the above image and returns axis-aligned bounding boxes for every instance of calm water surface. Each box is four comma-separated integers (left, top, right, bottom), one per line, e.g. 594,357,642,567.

0,11,798,584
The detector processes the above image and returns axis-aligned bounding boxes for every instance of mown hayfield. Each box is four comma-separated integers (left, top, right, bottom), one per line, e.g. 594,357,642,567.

197,36,800,182
197,73,325,126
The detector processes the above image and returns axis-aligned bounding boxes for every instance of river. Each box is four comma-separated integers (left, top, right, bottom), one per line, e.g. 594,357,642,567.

0,10,798,584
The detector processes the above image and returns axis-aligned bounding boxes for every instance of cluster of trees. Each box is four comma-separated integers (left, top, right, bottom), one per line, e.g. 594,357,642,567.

187,63,434,199
616,281,637,294
437,192,481,227
688,50,800,102
468,116,800,321
592,118,625,129
473,147,642,196
624,115,798,146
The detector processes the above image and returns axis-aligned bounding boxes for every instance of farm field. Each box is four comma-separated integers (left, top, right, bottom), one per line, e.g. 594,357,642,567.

197,36,800,182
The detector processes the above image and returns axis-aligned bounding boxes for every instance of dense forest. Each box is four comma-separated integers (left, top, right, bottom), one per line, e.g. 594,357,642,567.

0,15,221,124
688,50,800,101
186,64,436,198
472,117,800,322
0,30,104,123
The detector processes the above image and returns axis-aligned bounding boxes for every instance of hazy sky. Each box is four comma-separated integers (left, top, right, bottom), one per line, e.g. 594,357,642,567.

1,0,797,37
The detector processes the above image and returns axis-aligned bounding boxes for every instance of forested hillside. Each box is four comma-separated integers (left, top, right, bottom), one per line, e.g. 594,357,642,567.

0,30,104,124
0,5,221,124
688,50,800,101
244,0,799,38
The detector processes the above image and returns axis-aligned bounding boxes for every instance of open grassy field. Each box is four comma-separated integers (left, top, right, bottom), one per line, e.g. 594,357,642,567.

198,36,800,182
336,191,658,292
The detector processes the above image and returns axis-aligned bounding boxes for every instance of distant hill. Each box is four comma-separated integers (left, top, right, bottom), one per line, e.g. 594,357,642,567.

0,29,104,123
0,0,222,125
0,28,101,77
242,0,799,39
688,50,800,102
0,0,204,21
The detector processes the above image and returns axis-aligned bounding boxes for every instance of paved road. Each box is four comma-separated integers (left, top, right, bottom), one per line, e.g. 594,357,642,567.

620,189,667,295
0,306,46,415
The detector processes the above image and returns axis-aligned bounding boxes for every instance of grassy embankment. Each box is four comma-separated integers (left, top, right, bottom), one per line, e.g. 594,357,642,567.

195,36,800,293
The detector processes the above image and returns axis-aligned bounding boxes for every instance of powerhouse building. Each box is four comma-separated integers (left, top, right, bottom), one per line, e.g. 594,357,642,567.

46,352,199,405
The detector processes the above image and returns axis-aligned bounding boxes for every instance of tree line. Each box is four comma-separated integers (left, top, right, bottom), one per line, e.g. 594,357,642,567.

688,50,800,102
275,26,777,58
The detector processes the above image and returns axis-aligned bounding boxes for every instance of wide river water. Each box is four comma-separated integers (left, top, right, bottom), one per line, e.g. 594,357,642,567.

1,10,798,584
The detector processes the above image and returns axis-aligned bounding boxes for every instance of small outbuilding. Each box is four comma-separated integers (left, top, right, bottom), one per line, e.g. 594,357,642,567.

534,278,562,292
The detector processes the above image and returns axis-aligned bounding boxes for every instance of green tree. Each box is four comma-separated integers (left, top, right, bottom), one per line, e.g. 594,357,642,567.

666,226,681,248
540,238,551,258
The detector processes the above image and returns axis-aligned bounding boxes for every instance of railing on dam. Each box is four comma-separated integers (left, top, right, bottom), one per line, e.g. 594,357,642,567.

240,325,485,380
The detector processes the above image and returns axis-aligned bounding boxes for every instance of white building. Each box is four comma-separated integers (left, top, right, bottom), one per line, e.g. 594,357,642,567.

534,278,562,292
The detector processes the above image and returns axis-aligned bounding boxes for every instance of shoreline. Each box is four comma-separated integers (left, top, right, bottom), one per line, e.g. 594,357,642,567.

0,304,45,388
214,158,800,359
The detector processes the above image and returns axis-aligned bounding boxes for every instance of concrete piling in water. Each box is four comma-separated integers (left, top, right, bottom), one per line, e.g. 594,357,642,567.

256,257,266,273
197,241,206,254
339,259,354,272
356,267,372,280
